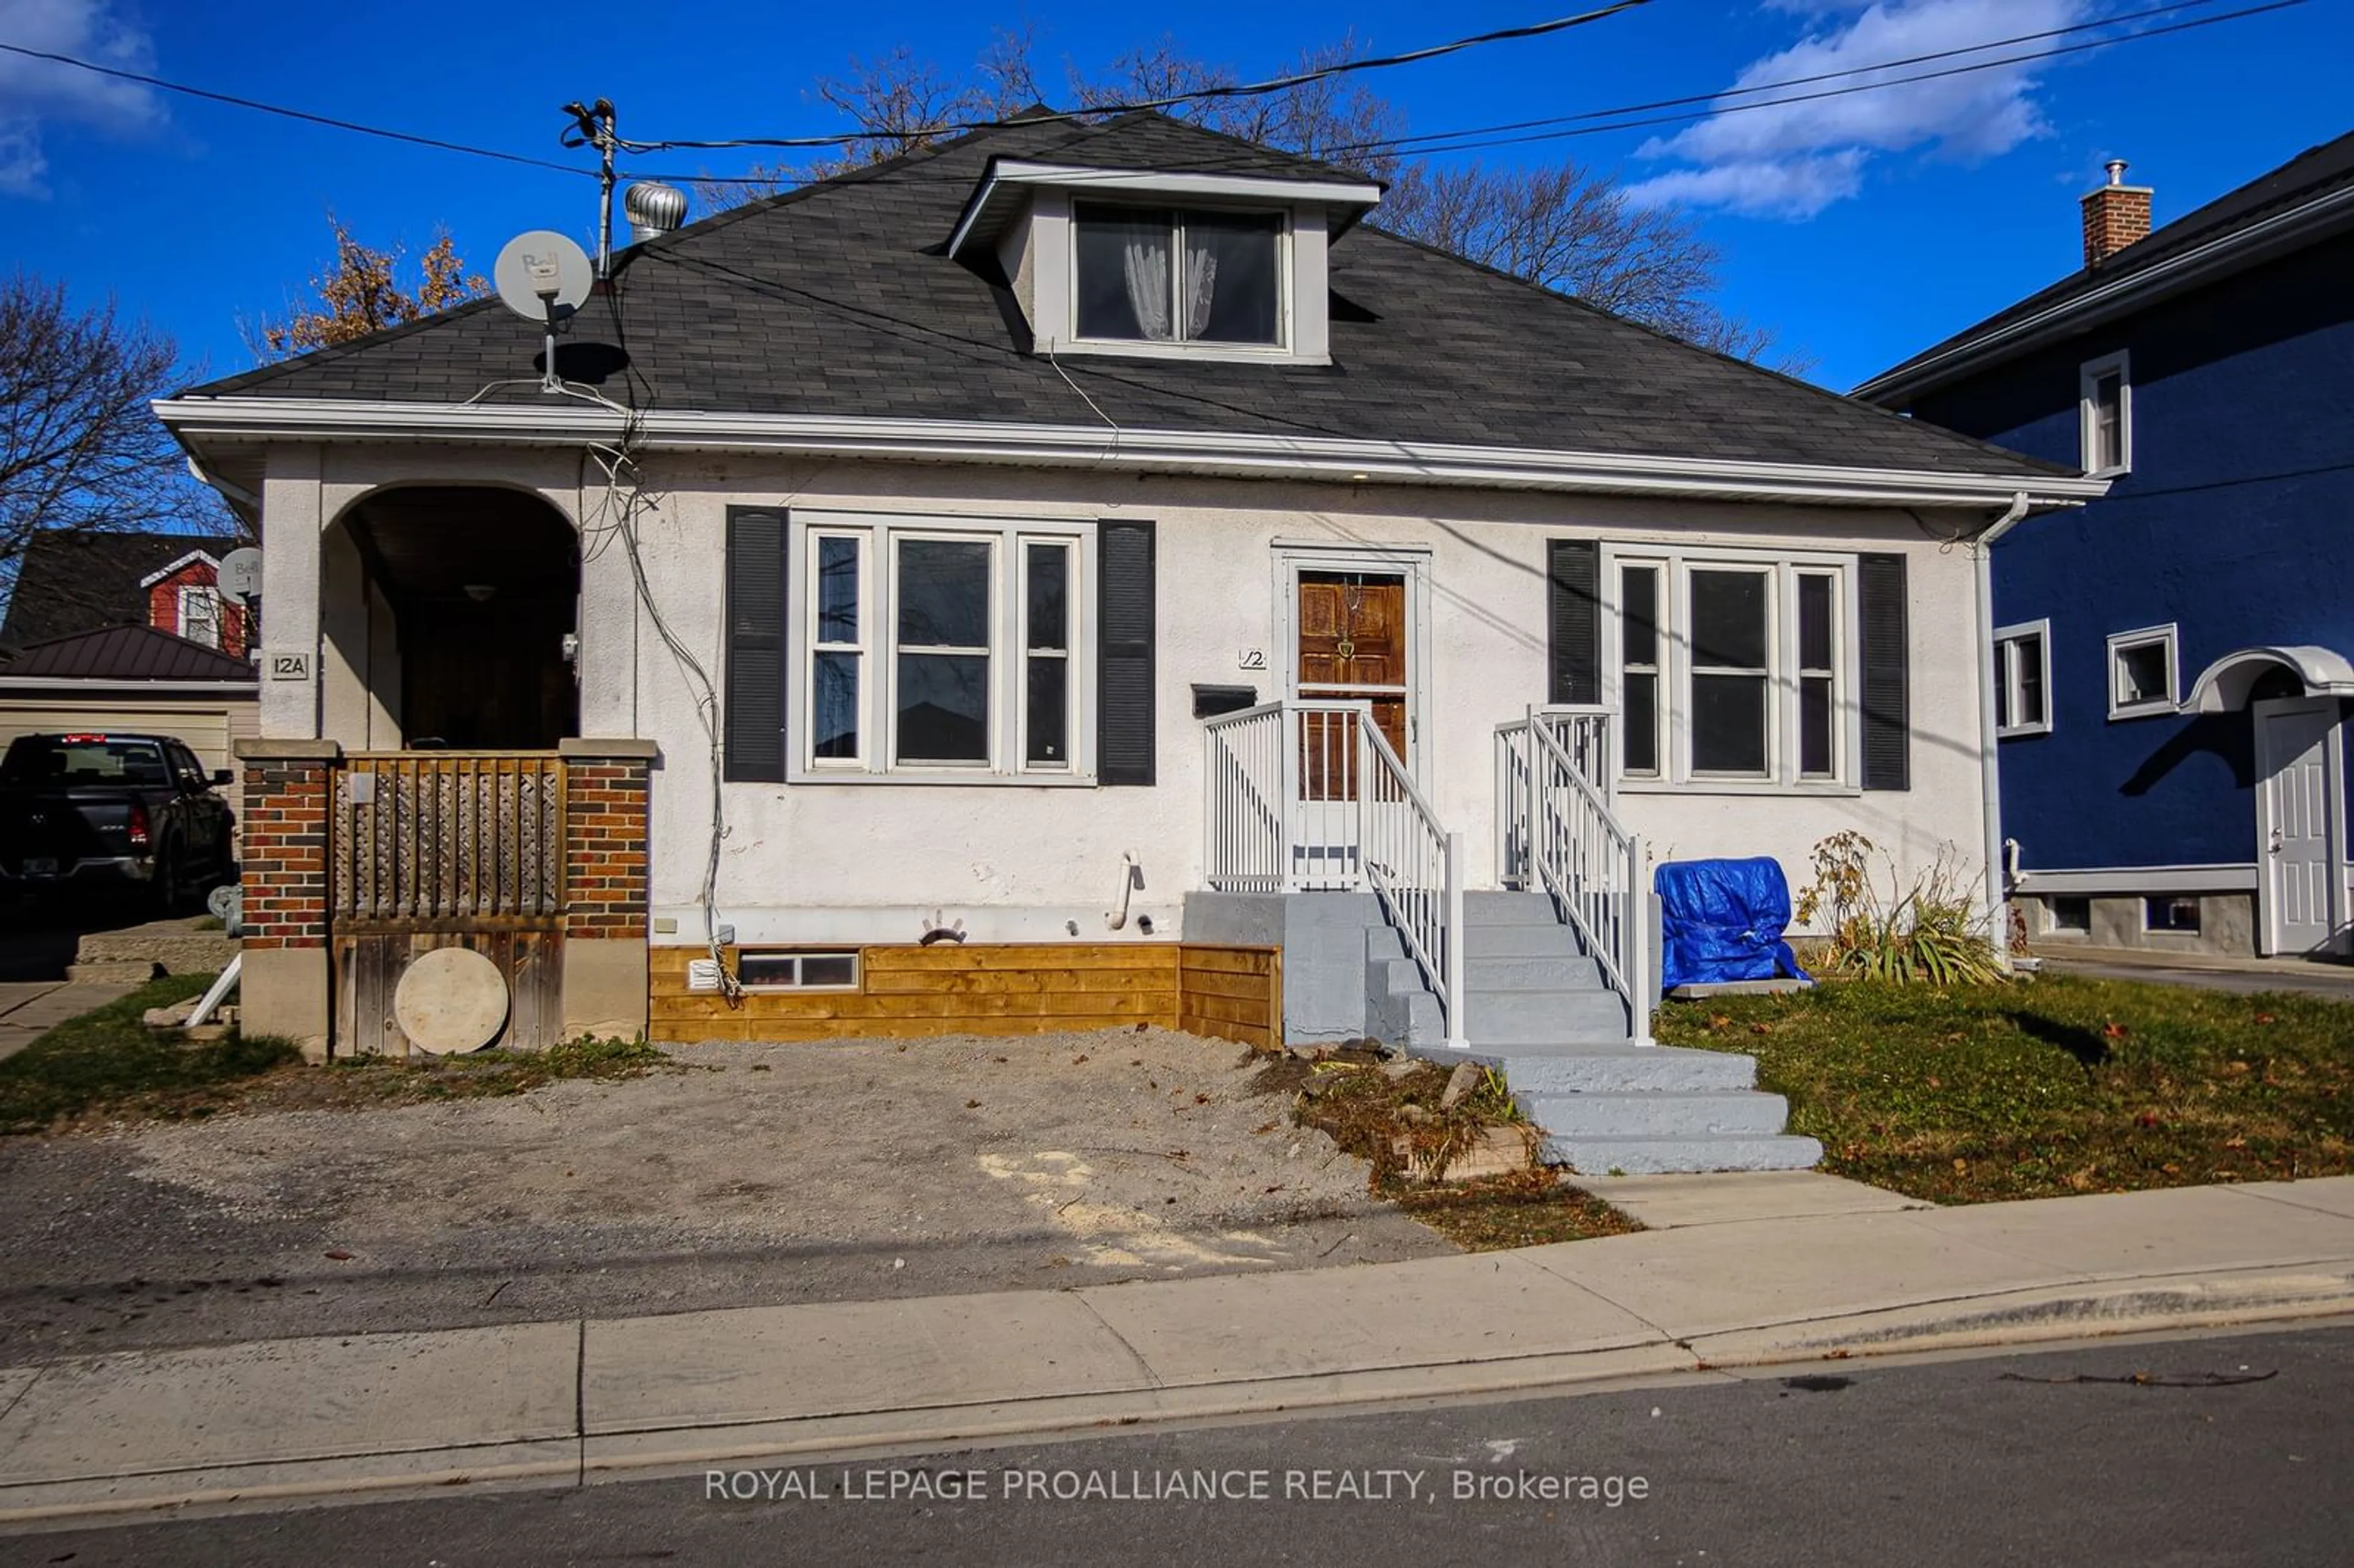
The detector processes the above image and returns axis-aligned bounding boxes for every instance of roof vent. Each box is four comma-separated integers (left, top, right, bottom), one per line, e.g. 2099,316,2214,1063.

625,182,690,243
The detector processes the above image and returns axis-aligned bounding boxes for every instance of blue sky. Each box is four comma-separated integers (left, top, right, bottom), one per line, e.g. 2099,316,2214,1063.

2,0,2345,395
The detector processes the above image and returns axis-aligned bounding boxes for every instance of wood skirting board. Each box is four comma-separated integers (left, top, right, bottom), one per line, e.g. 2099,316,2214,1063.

650,942,1281,1051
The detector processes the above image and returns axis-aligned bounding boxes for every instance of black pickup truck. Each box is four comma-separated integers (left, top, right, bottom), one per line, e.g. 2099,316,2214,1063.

0,733,237,908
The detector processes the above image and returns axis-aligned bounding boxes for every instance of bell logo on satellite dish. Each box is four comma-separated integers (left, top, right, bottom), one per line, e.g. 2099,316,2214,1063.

217,546,263,607
493,230,595,393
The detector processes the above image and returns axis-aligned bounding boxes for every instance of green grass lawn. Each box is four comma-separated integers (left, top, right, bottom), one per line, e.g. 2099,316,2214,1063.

0,976,671,1135
0,975,299,1135
1655,975,2354,1203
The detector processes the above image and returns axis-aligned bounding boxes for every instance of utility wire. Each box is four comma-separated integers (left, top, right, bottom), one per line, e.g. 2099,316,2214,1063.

1358,0,2231,156
611,1,1657,152
0,39,589,176
1343,0,2307,161
616,0,2295,186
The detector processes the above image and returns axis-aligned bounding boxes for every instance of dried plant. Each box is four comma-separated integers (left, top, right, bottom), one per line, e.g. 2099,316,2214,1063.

1796,831,2006,987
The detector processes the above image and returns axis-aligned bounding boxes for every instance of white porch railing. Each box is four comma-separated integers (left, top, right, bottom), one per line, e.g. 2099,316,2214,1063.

1495,706,1651,1044
1204,700,1466,1048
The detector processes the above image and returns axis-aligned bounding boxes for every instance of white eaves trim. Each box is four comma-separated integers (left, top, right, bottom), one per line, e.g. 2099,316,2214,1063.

949,159,1384,257
0,677,257,695
1858,182,2354,403
137,549,221,588
2014,863,2257,895
153,397,2109,510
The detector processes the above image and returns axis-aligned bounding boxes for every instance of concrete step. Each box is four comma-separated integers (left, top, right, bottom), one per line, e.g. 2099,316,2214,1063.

1467,954,1602,991
1463,892,1560,927
1517,1089,1792,1140
1464,923,1588,959
1465,1045,1756,1094
1464,988,1629,1042
1540,1132,1824,1175
73,919,235,976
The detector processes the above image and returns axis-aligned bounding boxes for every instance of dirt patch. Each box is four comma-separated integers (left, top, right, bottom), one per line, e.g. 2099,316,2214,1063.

0,1027,1455,1354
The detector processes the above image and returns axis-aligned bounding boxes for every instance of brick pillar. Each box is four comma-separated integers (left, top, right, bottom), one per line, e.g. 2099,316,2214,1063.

558,737,657,1041
234,739,340,1058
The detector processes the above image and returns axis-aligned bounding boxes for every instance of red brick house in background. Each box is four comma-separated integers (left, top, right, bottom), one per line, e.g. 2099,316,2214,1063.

0,530,259,772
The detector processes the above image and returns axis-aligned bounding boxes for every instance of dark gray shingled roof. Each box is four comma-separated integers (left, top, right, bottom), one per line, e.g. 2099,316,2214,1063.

1868,128,2354,395
0,529,245,650
185,112,2064,481
1,624,256,683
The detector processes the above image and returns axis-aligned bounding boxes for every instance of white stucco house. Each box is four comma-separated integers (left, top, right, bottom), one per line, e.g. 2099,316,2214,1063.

157,112,2101,1170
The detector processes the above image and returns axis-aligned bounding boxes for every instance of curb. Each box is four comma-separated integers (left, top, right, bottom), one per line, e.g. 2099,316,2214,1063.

5,1266,2352,1528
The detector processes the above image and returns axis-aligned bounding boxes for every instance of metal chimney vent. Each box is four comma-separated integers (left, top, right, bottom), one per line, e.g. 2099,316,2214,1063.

625,181,690,243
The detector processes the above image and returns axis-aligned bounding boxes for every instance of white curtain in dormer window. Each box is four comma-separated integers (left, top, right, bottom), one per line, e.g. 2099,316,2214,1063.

1121,228,1173,341
1181,236,1219,341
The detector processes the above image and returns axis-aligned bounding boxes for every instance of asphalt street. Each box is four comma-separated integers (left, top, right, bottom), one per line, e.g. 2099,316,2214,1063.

15,1321,2354,1567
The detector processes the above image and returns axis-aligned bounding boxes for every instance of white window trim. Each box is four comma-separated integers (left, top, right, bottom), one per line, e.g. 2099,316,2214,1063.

1994,617,2053,739
2106,622,2179,721
1602,544,1864,795
177,584,223,649
783,511,1097,785
1066,200,1294,358
2079,349,2132,478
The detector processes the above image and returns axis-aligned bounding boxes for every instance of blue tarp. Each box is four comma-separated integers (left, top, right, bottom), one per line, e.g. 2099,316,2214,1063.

1655,857,1811,992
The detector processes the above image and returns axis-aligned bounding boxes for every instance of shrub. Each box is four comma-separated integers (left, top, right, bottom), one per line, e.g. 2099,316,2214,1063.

1794,831,2006,986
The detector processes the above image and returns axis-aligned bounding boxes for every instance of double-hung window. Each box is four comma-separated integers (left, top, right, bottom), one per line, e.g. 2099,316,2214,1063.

790,514,1092,779
1073,204,1285,348
1609,550,1856,788
2080,351,2131,476
1994,619,2052,737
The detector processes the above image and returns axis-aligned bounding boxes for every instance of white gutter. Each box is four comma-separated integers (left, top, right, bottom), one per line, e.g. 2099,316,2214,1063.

186,455,260,514
153,397,2107,509
1973,491,2033,967
1859,183,2354,403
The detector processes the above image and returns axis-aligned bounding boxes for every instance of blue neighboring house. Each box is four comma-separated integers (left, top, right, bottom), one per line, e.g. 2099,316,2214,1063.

1861,131,2354,959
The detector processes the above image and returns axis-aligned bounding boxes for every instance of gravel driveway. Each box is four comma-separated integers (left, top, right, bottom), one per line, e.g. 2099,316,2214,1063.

0,1027,1452,1355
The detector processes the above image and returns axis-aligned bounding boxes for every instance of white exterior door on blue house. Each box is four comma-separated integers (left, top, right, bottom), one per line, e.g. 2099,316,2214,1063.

2255,696,2344,954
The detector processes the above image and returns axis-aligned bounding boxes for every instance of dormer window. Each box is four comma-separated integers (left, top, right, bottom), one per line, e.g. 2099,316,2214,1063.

1073,205,1283,348
948,158,1384,367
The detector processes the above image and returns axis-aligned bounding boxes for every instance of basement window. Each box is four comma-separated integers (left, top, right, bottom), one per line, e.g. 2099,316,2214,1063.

735,950,861,990
2143,897,2201,935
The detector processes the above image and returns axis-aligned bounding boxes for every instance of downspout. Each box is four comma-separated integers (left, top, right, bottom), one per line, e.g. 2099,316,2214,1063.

1973,491,2033,970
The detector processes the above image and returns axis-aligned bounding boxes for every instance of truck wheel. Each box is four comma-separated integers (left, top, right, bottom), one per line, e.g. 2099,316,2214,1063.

152,851,184,915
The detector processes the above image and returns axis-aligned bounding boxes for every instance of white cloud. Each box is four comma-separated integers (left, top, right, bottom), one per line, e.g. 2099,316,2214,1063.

1626,1,2091,219
0,0,164,198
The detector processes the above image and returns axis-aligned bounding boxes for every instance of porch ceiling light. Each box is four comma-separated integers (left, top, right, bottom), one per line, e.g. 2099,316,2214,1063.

463,584,497,602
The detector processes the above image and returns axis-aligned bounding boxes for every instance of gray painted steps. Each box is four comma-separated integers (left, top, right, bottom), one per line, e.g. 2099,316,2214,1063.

1360,887,1819,1173
1540,1132,1827,1176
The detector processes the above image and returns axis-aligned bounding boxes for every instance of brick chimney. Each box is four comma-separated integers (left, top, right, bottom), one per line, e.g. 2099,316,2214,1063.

2081,159,2152,267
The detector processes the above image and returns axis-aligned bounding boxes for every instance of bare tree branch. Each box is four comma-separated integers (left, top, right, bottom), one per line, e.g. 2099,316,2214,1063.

0,273,191,582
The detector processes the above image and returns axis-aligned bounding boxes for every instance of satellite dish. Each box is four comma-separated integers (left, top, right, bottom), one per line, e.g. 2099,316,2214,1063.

218,547,262,606
492,230,593,323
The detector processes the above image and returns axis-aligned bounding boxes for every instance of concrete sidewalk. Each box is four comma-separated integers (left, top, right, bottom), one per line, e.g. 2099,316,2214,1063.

8,1173,2354,1525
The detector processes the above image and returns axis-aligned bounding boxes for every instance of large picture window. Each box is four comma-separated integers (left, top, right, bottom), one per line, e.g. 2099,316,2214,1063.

1074,204,1284,347
791,516,1092,779
1609,550,1856,789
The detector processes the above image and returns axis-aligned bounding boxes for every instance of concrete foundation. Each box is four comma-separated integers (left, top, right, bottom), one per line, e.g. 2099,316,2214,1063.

239,945,332,1062
562,937,651,1042
2024,890,2258,957
1182,891,1384,1045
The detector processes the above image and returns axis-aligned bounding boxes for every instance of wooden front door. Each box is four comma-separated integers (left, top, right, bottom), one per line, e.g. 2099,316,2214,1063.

1296,572,1409,801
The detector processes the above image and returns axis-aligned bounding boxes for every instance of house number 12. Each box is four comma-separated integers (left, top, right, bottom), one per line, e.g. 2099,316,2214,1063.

1238,649,1267,670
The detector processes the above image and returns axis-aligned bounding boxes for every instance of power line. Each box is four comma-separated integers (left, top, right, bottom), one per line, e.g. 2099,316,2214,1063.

1346,0,2307,161
1361,0,2231,157
612,1,1658,153
619,0,2295,188
0,39,589,177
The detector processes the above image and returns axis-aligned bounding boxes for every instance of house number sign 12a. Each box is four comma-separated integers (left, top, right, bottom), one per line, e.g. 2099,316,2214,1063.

265,650,312,682
1238,649,1267,670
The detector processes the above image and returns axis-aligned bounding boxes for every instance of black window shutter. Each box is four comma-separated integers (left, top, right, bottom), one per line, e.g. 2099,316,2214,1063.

1547,538,1601,705
723,509,787,783
1097,519,1157,786
1859,552,1910,791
